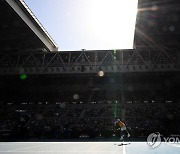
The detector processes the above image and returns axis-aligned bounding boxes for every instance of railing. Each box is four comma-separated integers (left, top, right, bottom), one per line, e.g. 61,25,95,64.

0,48,179,75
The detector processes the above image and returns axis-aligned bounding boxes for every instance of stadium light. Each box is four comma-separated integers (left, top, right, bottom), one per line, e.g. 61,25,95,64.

98,70,104,77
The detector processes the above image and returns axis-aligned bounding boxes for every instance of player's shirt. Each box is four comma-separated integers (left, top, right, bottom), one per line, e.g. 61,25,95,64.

118,121,126,128
115,121,126,128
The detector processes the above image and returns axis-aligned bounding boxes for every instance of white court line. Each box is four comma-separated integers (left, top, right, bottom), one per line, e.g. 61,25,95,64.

122,141,126,154
0,142,123,153
6,143,59,152
123,145,126,154
0,151,119,152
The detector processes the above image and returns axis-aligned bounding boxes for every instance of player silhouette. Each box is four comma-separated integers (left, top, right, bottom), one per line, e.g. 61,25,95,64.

114,119,130,141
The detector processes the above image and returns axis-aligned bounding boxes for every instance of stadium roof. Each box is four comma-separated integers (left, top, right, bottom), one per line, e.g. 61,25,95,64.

0,0,58,52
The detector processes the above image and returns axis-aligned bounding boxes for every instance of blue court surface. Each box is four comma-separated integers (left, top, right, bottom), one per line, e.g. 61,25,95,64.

0,142,179,154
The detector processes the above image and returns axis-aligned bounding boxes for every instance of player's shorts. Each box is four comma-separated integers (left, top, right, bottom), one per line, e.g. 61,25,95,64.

121,126,126,131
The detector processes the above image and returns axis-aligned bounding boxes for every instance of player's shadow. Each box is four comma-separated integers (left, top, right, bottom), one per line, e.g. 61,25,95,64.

115,143,131,146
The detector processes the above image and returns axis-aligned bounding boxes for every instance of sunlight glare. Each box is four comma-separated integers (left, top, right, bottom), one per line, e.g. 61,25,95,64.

24,0,138,50
86,0,138,49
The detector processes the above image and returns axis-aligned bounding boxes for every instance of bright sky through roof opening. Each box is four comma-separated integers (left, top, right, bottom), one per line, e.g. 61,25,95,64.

24,0,138,50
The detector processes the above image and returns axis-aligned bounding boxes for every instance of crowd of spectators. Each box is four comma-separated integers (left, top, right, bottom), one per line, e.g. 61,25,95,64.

0,99,179,140
126,101,180,137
